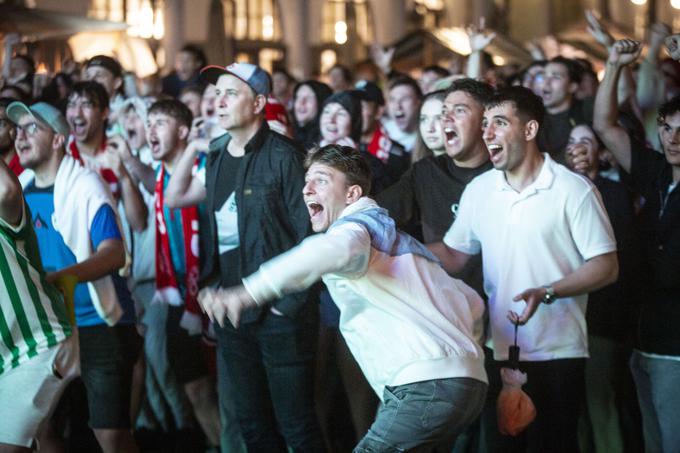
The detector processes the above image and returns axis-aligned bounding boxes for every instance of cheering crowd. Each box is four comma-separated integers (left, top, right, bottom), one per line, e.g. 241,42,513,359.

0,10,679,453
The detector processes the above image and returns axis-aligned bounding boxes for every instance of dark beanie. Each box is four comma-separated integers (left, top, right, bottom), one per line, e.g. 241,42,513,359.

320,91,363,143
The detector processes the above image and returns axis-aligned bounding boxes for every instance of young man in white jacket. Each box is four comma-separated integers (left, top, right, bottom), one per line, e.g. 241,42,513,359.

199,144,488,452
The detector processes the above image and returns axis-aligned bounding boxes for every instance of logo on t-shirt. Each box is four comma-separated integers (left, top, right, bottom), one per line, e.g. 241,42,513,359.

33,213,48,230
451,203,459,220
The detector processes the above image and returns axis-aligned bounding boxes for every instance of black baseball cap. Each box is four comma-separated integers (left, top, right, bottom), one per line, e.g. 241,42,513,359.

351,80,385,106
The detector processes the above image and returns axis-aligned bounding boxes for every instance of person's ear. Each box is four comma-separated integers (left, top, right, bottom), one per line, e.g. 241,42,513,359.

568,81,579,94
376,105,385,120
53,133,65,150
253,94,267,115
525,119,539,141
9,126,16,141
178,124,190,141
346,184,363,204
114,77,123,93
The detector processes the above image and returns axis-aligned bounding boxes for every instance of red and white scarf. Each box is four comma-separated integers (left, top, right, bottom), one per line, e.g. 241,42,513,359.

153,164,201,329
366,124,392,163
69,139,120,199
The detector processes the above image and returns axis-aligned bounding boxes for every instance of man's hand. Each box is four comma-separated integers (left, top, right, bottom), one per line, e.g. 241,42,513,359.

508,287,547,325
666,34,680,61
186,137,210,156
101,135,127,178
566,143,591,174
607,39,642,67
370,44,395,75
467,17,496,53
198,285,258,328
585,10,615,49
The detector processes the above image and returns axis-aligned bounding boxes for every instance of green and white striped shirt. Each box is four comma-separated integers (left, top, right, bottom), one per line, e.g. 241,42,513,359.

0,204,72,375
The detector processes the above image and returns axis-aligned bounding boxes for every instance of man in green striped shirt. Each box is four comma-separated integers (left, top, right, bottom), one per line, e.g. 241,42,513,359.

0,157,77,452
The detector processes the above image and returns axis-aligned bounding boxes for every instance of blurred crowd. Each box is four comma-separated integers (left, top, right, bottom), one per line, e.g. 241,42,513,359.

1,9,680,453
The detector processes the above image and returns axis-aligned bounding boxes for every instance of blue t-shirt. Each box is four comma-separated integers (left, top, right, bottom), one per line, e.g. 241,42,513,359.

24,182,136,326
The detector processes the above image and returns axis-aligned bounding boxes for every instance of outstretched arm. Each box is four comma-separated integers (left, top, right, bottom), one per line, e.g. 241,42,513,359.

199,224,371,327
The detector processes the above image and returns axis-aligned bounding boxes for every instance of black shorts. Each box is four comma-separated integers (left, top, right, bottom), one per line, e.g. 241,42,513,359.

78,324,142,429
166,306,209,385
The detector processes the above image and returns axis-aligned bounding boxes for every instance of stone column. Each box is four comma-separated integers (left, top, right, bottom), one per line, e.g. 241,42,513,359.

162,0,185,73
368,0,406,46
278,0,311,79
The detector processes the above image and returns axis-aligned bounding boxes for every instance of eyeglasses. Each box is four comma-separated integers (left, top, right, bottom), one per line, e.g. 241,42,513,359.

16,122,43,136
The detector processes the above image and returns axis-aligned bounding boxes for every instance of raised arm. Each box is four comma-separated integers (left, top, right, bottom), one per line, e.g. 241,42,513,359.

109,134,156,193
100,139,148,231
165,139,208,208
466,17,496,81
0,158,23,226
637,23,671,111
593,39,642,174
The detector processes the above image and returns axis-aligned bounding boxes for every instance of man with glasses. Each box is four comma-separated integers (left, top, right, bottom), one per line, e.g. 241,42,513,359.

0,125,78,453
10,101,141,453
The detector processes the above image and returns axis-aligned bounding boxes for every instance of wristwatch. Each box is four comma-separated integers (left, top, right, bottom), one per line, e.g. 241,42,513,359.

541,285,556,305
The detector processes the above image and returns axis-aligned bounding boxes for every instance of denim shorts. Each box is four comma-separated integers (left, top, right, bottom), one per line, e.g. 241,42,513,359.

354,377,487,452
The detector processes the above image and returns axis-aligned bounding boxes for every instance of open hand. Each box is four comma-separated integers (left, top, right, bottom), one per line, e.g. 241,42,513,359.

467,17,497,53
585,10,614,49
370,44,395,74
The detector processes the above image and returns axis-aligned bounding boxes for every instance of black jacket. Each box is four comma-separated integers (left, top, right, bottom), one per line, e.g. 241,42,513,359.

201,122,314,322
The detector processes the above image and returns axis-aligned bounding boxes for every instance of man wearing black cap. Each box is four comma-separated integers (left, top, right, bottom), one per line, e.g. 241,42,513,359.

84,55,124,101
165,62,324,453
353,80,410,186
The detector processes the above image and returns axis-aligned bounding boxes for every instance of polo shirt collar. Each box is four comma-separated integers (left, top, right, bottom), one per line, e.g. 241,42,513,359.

494,153,556,195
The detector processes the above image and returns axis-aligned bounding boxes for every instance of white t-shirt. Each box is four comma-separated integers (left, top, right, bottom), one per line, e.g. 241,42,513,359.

444,154,617,361
215,191,239,254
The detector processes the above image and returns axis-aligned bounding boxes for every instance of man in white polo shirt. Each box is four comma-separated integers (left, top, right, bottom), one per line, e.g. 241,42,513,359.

429,86,619,453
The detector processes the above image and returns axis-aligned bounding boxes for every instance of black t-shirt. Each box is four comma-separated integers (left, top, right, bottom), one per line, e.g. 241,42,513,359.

538,97,594,163
377,154,493,297
586,176,635,340
212,149,244,288
628,138,680,355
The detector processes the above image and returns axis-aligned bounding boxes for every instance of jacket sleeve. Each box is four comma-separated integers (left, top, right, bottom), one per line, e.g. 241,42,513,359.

243,223,371,305
280,148,312,244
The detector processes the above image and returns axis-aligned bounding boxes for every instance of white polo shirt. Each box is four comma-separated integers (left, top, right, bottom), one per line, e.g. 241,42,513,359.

444,154,616,361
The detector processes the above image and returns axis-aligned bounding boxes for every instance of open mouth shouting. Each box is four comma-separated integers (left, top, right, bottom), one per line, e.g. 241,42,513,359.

487,143,503,164
306,200,324,222
149,137,161,156
444,127,459,145
70,118,88,138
